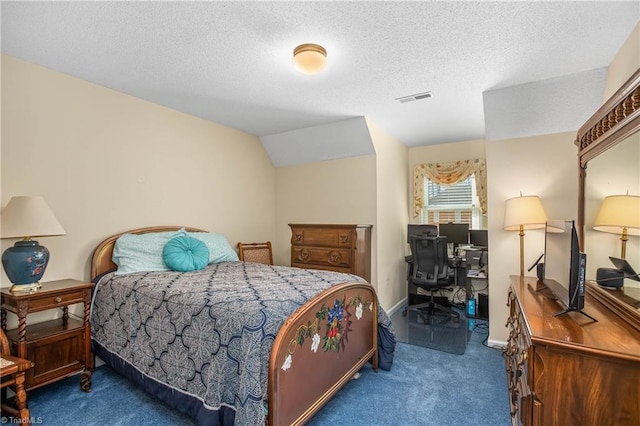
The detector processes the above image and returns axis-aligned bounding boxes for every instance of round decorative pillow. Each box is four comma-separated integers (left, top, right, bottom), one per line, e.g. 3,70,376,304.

162,235,210,272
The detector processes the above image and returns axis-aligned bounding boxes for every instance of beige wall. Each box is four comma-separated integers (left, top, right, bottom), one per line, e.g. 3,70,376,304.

1,55,276,289
274,155,378,285
486,131,578,343
604,22,640,99
367,119,409,312
273,121,407,312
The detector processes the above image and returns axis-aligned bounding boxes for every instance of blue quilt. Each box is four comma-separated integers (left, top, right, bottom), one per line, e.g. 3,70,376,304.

91,261,395,425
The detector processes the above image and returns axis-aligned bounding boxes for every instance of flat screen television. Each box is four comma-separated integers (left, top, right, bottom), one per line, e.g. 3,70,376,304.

438,223,469,247
542,219,596,321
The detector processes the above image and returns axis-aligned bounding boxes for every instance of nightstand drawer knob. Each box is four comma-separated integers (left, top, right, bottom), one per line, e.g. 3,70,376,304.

55,297,62,303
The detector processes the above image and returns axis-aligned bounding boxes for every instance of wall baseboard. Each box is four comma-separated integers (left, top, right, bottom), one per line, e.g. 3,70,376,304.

386,297,407,318
487,338,507,349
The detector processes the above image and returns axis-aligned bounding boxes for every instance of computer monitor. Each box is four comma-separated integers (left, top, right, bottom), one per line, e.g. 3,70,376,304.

438,223,469,247
469,229,488,248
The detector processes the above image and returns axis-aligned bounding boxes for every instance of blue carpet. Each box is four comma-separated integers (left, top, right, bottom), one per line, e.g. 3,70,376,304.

19,321,509,425
309,322,510,425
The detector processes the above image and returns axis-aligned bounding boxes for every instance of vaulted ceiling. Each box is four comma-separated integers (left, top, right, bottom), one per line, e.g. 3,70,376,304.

2,1,639,156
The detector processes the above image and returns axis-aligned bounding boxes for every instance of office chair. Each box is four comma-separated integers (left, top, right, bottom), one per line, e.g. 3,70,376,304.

405,236,459,320
407,224,438,242
237,241,273,265
405,223,439,270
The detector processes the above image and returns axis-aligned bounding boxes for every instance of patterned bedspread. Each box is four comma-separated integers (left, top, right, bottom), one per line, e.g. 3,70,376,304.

91,261,394,425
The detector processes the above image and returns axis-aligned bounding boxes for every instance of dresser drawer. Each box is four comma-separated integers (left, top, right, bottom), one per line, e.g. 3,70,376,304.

291,227,354,248
2,289,88,313
291,247,353,269
27,290,87,311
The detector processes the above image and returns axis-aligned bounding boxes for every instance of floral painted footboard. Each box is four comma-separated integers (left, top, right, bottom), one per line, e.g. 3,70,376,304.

268,282,380,425
91,261,394,425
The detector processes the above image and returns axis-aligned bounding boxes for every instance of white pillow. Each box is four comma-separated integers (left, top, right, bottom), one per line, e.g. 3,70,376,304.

112,230,186,275
188,232,239,263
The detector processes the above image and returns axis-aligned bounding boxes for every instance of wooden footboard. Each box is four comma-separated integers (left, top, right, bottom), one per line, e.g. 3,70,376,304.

268,281,378,426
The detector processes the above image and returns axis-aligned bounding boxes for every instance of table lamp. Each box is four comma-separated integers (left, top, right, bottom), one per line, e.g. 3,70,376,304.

504,194,547,277
1,196,66,292
593,194,640,259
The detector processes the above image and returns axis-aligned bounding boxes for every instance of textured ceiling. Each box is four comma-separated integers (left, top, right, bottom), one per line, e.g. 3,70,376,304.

1,1,639,147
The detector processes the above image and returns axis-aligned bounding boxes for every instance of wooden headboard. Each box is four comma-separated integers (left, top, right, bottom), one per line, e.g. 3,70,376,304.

90,226,206,281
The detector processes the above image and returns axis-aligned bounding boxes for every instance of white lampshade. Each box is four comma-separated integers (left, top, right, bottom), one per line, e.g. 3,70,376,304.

593,195,640,236
1,196,66,239
503,195,547,231
292,43,327,75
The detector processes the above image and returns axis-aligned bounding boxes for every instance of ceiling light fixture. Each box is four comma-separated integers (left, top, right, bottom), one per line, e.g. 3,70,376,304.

292,43,327,75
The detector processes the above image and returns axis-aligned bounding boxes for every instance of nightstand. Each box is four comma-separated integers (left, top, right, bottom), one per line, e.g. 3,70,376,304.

1,279,94,392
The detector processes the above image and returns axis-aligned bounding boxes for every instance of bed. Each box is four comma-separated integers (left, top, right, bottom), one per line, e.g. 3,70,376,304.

89,226,395,425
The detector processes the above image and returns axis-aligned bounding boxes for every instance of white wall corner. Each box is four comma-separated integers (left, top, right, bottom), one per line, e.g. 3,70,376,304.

260,117,375,167
483,68,608,141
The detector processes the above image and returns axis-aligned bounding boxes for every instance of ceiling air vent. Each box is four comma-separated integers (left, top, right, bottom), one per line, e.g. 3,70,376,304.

396,91,432,103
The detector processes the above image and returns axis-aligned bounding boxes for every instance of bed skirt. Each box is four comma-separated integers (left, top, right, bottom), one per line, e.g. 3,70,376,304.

92,341,236,425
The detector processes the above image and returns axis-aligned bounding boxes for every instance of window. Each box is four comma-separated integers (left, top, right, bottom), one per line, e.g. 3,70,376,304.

421,175,482,228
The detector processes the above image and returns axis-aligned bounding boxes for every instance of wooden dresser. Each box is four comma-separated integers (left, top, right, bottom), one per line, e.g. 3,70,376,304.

289,224,372,282
505,275,640,426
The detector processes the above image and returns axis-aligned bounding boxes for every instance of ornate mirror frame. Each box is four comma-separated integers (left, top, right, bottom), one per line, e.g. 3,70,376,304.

575,66,640,330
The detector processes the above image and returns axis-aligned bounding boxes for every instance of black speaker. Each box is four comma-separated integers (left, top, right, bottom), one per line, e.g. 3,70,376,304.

478,293,489,319
596,267,624,288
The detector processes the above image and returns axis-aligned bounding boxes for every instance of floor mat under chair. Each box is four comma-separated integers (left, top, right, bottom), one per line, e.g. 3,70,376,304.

391,307,470,355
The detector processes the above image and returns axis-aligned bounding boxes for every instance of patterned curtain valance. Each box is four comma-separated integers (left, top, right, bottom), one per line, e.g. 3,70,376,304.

413,159,487,218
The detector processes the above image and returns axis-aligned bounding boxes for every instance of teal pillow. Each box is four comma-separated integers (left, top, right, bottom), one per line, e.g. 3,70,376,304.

162,235,210,272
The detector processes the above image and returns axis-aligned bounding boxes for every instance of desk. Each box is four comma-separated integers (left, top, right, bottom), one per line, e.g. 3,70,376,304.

466,273,489,319
460,248,489,319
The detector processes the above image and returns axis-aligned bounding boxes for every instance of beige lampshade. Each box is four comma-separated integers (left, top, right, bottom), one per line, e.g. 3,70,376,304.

503,195,547,231
593,195,640,236
1,196,66,239
292,43,327,75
